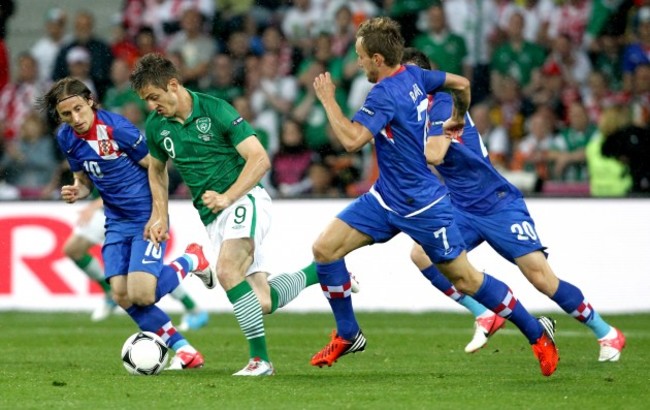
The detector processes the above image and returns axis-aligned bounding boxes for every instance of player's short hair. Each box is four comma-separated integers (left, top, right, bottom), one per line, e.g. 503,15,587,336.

356,17,404,66
36,77,94,123
130,53,180,92
402,47,431,70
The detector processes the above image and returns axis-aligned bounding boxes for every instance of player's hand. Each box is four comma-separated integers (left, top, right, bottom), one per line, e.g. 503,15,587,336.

444,128,462,141
61,185,81,204
442,117,465,139
201,190,232,214
313,72,336,103
145,217,169,247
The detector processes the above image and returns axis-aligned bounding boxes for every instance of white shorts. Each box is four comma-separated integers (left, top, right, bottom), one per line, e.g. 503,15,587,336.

73,208,106,245
205,186,272,277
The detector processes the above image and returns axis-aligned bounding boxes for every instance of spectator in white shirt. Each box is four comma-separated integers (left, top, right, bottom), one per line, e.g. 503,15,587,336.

30,8,71,82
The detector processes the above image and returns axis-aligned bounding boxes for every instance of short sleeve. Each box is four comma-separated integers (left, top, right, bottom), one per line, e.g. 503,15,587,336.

351,85,395,136
219,100,256,147
112,120,148,163
427,93,453,137
421,68,446,95
145,118,169,163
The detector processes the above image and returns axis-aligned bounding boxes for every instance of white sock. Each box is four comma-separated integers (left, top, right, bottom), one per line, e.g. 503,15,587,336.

176,344,197,354
185,254,199,271
598,327,617,341
477,310,495,319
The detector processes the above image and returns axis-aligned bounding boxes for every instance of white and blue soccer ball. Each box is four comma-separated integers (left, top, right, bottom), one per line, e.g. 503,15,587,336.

121,331,169,375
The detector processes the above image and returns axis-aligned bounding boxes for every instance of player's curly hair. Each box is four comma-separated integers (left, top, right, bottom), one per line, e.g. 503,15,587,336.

130,53,181,92
356,17,404,66
35,77,95,123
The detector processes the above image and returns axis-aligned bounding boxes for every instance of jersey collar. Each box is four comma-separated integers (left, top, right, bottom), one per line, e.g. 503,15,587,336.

391,65,406,77
378,65,406,84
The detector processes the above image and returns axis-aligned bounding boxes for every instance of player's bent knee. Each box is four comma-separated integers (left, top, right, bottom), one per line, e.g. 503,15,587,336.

216,267,249,290
524,269,557,297
451,277,479,295
312,240,336,263
112,292,131,309
436,260,483,295
130,295,156,306
128,289,156,306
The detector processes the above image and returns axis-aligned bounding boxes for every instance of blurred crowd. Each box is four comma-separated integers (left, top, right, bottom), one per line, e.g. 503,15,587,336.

1,0,649,201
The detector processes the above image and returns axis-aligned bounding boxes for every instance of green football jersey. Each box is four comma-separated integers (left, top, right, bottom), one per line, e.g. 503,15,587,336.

490,41,546,87
412,32,467,75
145,91,256,225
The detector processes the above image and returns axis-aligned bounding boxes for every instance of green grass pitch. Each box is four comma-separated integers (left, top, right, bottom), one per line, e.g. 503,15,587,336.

1,311,648,409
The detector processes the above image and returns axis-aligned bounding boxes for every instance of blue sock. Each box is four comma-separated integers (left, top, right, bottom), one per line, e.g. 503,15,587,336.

421,265,489,317
171,339,189,351
458,295,490,318
125,304,186,348
552,280,611,338
317,259,359,340
155,256,192,301
473,273,542,344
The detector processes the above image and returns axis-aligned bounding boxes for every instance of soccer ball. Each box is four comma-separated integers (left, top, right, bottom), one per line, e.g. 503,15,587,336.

121,331,170,375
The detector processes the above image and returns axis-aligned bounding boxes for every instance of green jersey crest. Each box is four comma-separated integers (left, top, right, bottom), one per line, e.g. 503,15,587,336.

196,117,212,133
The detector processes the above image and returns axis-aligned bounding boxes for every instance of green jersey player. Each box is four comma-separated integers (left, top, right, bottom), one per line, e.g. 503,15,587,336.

130,53,330,376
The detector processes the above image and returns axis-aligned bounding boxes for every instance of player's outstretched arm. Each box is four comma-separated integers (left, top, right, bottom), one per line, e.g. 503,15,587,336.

61,171,92,204
146,155,170,246
313,72,373,152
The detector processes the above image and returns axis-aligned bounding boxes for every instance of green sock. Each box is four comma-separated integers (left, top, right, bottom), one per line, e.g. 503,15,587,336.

171,285,197,311
180,295,196,311
75,253,110,295
98,280,111,294
226,280,269,362
270,288,279,314
302,262,319,286
268,262,318,314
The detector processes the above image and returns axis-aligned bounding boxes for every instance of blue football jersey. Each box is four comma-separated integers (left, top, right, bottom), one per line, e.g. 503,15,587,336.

56,109,152,223
427,92,522,214
352,65,448,216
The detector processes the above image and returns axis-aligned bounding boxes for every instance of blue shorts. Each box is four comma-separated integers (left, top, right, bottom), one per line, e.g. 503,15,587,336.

338,193,465,263
454,197,546,263
102,221,166,280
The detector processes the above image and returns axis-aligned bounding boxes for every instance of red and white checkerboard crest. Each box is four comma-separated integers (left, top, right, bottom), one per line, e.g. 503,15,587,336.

83,124,120,159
